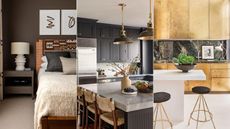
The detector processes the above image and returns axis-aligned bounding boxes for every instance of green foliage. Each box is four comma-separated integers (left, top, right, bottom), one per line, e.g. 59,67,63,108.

173,53,196,65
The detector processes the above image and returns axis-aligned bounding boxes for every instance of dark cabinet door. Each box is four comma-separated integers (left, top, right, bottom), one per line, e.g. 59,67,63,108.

100,26,112,38
77,20,96,38
120,44,129,62
128,40,140,61
99,38,111,62
110,42,120,61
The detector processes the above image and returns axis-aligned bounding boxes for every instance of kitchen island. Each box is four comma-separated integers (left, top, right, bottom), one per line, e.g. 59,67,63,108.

154,70,206,125
80,82,154,129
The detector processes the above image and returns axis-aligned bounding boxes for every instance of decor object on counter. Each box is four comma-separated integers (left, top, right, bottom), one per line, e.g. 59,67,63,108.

113,3,133,44
122,87,137,95
97,69,106,77
39,10,60,35
202,46,214,59
11,42,30,71
138,0,154,40
134,81,153,93
61,10,77,35
173,53,196,72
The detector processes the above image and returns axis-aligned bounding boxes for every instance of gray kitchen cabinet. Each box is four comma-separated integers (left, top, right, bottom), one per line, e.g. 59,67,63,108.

0,0,2,100
99,38,111,62
128,40,140,61
119,44,129,62
77,18,97,38
110,42,120,61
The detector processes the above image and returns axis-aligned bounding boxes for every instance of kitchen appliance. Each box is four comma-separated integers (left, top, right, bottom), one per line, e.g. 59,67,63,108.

77,38,97,84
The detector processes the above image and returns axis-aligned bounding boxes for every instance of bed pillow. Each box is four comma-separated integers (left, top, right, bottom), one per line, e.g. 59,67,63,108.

41,56,48,63
70,51,76,58
45,52,70,72
60,57,76,75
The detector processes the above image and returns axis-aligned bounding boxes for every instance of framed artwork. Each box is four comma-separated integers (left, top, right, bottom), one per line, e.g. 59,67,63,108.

202,46,214,59
61,10,77,35
39,10,60,35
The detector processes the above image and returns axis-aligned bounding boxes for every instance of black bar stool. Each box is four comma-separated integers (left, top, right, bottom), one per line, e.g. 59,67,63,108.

188,86,216,129
153,92,173,129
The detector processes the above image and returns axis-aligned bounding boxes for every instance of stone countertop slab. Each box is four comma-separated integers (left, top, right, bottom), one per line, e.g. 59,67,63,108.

79,82,153,112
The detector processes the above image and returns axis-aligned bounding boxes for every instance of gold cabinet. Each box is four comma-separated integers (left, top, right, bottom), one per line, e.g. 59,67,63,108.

154,0,230,39
211,63,230,91
210,0,230,39
189,0,209,39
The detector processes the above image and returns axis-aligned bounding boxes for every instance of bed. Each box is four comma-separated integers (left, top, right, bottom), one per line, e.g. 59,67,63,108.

34,39,77,129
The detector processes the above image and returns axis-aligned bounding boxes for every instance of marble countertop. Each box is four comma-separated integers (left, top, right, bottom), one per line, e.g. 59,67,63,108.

97,74,152,80
79,82,153,112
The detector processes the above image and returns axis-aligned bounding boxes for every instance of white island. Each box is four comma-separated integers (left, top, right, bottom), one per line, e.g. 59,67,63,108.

154,70,206,124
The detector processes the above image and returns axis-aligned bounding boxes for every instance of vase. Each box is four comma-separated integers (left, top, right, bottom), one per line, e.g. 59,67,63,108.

121,76,131,90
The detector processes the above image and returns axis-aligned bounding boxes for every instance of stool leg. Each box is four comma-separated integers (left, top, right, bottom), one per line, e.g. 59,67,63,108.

188,95,201,126
86,109,89,129
201,95,207,121
161,103,173,129
153,104,159,129
196,95,202,129
159,104,164,129
202,95,216,129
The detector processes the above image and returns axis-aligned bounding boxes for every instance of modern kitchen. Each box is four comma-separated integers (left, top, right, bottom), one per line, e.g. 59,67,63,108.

77,0,230,129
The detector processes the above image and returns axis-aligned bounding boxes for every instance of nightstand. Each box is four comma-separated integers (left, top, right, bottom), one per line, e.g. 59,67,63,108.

4,70,34,98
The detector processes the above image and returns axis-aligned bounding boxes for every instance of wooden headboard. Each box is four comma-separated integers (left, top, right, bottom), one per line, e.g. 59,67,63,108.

35,39,76,74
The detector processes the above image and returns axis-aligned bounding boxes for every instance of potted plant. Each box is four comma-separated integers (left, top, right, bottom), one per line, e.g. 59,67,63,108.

173,53,196,72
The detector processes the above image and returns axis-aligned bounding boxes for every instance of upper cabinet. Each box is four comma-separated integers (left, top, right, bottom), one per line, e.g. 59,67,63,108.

77,18,97,38
154,0,230,39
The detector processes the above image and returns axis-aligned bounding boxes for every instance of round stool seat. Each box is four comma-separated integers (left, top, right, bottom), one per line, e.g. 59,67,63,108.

154,92,171,103
192,86,210,94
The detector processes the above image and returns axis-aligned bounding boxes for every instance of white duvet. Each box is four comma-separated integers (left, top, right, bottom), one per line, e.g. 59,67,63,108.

34,70,77,129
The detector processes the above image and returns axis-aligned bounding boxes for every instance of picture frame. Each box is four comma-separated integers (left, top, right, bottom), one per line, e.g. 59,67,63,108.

61,10,77,35
202,46,214,59
39,10,60,35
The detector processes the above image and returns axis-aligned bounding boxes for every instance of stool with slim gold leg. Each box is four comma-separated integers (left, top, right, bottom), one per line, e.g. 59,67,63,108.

77,87,85,129
153,92,173,129
188,86,216,129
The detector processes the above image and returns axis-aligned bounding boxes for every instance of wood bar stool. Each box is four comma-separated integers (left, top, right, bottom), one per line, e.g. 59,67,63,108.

84,89,98,129
188,86,216,129
77,87,86,129
96,95,124,129
153,92,173,129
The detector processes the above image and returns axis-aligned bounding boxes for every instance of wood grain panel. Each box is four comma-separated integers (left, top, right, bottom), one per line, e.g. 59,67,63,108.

212,78,230,91
189,0,209,39
167,63,177,69
153,63,168,69
154,0,170,39
168,0,189,38
211,70,230,77
211,63,230,69
210,0,230,39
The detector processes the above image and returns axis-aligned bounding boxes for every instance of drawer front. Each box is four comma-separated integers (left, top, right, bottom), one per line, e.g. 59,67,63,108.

212,78,230,91
211,70,230,77
4,71,33,77
167,63,177,70
5,86,32,94
211,63,230,69
154,63,168,69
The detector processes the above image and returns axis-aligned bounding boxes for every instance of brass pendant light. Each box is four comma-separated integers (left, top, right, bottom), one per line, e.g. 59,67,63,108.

113,3,133,44
138,0,154,40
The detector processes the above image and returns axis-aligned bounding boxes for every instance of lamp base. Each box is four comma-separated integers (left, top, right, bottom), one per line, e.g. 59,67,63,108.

15,54,26,71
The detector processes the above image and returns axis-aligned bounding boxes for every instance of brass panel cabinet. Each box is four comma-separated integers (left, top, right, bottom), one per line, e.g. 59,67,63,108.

154,0,230,39
154,63,230,93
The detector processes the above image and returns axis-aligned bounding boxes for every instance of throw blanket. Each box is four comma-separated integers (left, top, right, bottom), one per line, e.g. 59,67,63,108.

34,73,76,129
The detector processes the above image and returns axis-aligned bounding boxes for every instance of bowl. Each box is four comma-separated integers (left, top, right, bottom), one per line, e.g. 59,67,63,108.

133,81,153,93
175,64,196,72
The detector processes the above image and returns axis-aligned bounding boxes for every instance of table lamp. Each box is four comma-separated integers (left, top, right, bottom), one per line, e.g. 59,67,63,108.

11,42,30,71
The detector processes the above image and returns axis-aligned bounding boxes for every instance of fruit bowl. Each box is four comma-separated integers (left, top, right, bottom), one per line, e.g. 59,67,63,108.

133,81,153,93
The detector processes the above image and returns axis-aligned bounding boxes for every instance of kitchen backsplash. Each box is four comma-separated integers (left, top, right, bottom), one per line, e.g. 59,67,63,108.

97,63,130,76
154,40,228,61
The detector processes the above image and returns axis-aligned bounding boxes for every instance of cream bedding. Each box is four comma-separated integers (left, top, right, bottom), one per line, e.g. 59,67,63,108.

34,69,76,129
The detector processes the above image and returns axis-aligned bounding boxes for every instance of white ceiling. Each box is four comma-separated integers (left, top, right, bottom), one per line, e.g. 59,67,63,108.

77,0,150,27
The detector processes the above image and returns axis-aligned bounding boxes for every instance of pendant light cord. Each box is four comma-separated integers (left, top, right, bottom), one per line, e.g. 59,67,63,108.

120,3,125,31
148,0,153,26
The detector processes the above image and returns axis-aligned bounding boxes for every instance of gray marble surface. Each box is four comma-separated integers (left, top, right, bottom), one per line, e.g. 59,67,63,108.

79,82,153,112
